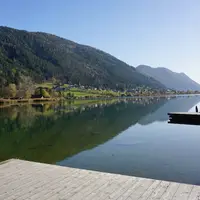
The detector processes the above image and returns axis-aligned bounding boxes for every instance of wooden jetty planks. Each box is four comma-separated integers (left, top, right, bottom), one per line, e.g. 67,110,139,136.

0,159,200,200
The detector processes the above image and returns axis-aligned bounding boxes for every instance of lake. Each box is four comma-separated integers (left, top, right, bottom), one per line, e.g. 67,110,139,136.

1,96,200,185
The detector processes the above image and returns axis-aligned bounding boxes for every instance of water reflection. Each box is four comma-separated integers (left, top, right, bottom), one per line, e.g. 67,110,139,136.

1,96,200,185
0,97,169,163
58,96,200,185
138,96,200,125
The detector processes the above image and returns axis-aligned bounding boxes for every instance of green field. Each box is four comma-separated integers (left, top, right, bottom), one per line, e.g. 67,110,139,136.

36,82,54,88
36,82,122,99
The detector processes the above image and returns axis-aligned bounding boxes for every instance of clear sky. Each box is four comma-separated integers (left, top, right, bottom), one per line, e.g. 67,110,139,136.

1,0,200,82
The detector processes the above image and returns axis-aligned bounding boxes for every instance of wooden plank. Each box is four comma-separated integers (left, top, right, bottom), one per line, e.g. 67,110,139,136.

3,166,77,200
160,182,180,200
93,175,130,200
145,181,170,200
187,186,200,200
60,172,112,200
117,178,149,200
42,170,97,200
67,173,122,200
168,112,200,116
168,111,200,125
0,159,200,200
40,168,94,199
0,163,52,194
108,178,138,200
16,168,81,200
0,159,32,177
0,159,21,170
172,184,193,200
126,179,155,200
86,174,126,200
138,180,161,200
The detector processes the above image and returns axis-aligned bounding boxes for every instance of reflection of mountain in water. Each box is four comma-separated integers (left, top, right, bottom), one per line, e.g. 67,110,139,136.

138,96,200,125
0,99,166,164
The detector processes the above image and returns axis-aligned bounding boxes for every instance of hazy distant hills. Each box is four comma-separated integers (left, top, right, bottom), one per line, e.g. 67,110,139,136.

0,26,165,89
136,65,200,91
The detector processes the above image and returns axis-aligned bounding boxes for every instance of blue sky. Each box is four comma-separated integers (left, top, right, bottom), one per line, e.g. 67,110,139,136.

1,0,200,82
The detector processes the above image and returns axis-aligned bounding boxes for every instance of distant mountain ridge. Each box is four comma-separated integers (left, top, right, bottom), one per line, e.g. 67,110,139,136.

0,26,165,90
136,65,200,91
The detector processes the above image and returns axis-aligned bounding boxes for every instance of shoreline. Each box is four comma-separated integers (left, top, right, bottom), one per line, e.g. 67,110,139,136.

0,93,199,105
0,98,58,104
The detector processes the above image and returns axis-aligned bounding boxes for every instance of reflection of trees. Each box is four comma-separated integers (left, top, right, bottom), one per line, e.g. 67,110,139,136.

0,105,38,129
0,98,167,163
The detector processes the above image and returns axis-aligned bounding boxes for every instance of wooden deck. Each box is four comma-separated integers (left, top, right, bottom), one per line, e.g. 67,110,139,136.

1,159,200,200
168,112,200,116
168,112,200,125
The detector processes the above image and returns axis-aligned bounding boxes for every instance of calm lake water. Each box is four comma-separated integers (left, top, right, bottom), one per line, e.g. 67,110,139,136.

1,96,200,185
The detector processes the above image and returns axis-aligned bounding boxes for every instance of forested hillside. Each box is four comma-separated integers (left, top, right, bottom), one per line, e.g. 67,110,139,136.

0,26,165,90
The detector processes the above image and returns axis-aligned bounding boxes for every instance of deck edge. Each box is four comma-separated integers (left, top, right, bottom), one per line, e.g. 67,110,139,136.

0,158,18,165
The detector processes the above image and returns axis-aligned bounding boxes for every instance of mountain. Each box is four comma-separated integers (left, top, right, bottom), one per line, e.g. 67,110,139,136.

136,65,200,91
0,26,165,90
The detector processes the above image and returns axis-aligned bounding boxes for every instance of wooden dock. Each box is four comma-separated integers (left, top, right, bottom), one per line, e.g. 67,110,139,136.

168,112,200,125
1,159,200,200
